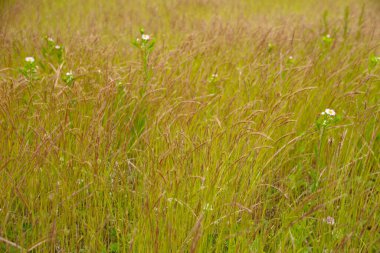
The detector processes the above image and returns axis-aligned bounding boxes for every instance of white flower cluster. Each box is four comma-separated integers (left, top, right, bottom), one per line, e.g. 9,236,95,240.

323,216,335,225
141,34,150,41
25,57,35,63
321,108,336,116
47,37,62,50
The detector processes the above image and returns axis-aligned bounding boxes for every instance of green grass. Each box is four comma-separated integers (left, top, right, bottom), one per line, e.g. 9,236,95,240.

0,0,379,252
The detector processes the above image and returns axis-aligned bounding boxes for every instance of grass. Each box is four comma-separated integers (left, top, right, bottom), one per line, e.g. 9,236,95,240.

0,0,379,252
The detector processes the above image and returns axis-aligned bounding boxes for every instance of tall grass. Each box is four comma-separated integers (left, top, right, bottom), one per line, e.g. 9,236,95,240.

0,0,379,252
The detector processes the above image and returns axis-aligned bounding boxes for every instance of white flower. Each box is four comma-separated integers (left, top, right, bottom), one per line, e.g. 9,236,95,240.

212,73,218,78
48,37,54,42
326,34,331,38
324,109,336,116
66,71,73,76
141,34,150,41
321,112,326,115
55,45,61,49
25,57,35,63
287,56,295,64
324,216,335,225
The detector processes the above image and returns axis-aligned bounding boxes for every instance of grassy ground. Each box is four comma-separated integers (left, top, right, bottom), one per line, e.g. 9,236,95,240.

1,0,379,252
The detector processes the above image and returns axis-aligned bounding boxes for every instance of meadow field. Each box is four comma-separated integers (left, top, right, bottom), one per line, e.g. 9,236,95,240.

0,0,379,252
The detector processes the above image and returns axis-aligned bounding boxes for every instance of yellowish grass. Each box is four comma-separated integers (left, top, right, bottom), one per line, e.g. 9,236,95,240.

0,0,379,251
